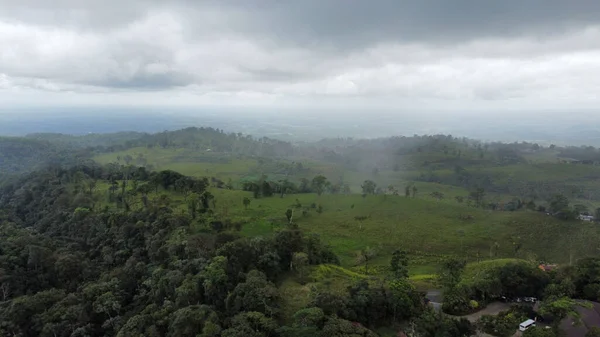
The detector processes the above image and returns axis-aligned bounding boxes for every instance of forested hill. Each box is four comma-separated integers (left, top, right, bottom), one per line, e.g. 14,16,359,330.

27,127,295,157
26,131,145,148
114,127,295,157
0,137,88,176
1,127,295,178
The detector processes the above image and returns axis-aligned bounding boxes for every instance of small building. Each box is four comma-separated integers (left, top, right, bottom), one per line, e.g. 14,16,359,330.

539,264,558,272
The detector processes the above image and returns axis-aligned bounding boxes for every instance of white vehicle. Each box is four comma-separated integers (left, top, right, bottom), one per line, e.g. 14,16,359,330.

519,319,536,331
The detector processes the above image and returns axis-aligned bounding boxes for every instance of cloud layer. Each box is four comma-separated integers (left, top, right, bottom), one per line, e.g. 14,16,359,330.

2,0,600,109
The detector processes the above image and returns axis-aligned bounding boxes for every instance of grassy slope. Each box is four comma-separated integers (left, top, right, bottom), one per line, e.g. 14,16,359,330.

93,147,600,209
93,147,600,276
460,258,533,287
93,146,600,272
94,147,258,182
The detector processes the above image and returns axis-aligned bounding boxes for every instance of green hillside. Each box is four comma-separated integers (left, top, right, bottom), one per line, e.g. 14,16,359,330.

93,179,600,278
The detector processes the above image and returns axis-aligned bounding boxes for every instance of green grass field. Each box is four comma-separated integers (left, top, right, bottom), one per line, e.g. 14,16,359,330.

99,180,600,281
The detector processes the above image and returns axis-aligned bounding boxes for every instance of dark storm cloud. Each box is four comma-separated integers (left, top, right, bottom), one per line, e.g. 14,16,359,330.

204,0,600,49
5,1,600,43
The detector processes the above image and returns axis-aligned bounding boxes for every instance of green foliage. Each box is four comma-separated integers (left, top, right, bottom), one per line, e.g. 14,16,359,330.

311,175,329,196
412,308,475,337
226,270,279,317
539,297,591,324
361,180,377,195
292,307,325,328
390,249,409,279
523,327,559,337
221,311,279,337
587,327,600,337
243,196,251,209
0,136,84,175
477,308,527,337
439,258,466,290
320,316,378,337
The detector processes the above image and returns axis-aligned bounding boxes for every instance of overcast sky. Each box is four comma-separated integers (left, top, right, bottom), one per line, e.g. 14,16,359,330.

2,0,600,112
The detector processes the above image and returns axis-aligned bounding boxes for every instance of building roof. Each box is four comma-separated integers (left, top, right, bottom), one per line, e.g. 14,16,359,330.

538,264,558,272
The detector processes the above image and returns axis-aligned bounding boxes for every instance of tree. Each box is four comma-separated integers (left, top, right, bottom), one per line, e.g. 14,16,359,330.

549,194,569,214
221,312,279,337
311,175,329,196
539,297,591,327
390,250,409,279
412,309,474,337
320,316,377,337
292,252,309,281
469,187,485,207
361,180,377,195
187,193,200,219
438,258,466,291
201,256,229,310
430,191,444,201
85,179,97,195
389,278,419,322
243,197,251,210
586,327,600,337
225,270,279,317
167,305,221,337
477,309,528,337
292,307,325,329
356,247,376,275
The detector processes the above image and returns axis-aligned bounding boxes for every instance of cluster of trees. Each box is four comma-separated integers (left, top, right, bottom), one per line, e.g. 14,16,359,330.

241,175,352,199
25,132,145,149
438,259,551,315
0,137,87,175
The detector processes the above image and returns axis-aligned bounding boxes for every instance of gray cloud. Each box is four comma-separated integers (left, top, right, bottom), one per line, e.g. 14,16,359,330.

1,0,600,108
246,0,600,48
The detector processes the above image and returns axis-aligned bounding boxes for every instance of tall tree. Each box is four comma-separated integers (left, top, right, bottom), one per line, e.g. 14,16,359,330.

311,175,329,196
390,250,409,279
412,185,418,198
356,247,376,275
469,187,485,207
361,180,377,195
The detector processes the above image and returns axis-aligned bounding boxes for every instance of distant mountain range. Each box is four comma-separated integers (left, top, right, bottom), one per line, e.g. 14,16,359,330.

1,107,600,146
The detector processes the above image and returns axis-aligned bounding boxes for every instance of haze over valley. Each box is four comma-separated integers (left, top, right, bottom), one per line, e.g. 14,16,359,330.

3,107,600,146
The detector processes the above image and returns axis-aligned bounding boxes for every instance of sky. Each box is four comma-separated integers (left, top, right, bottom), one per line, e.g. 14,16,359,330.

2,0,600,112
